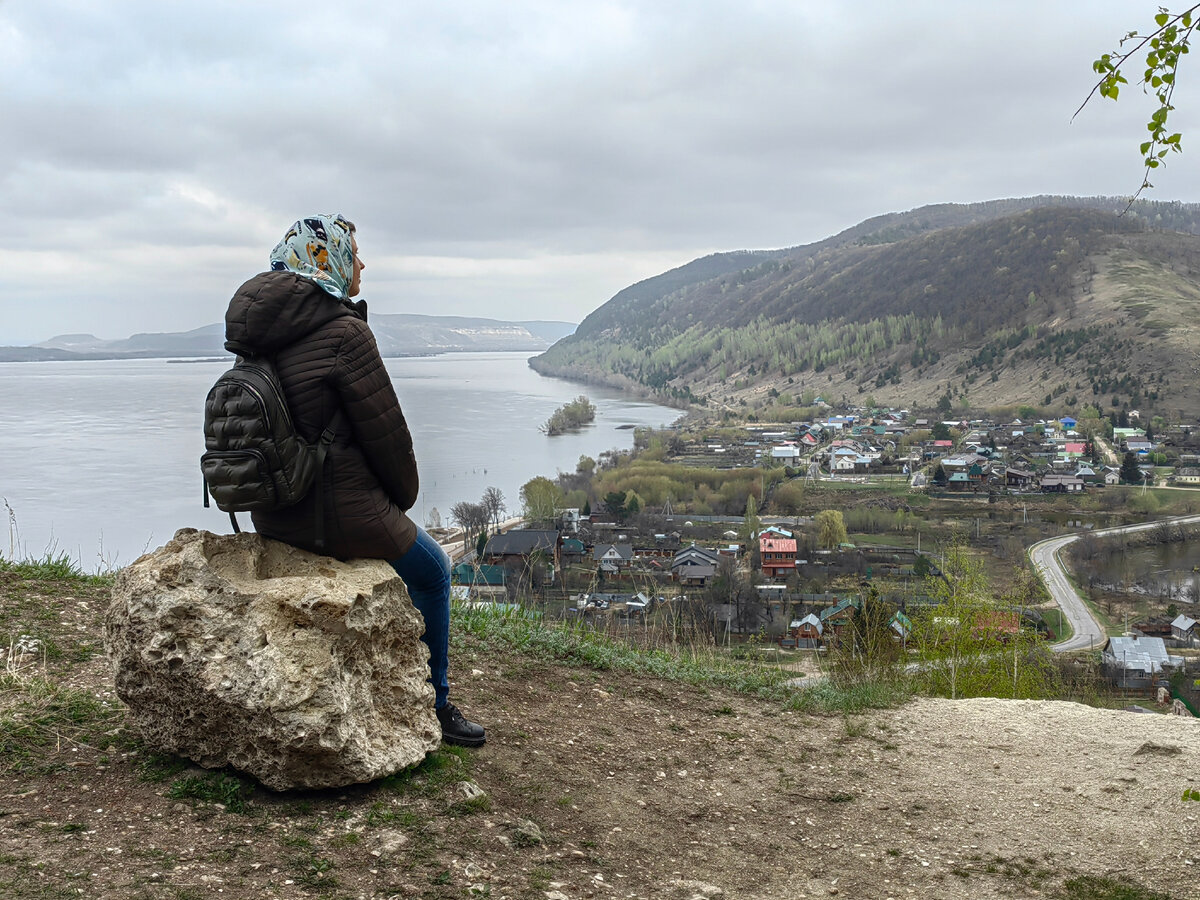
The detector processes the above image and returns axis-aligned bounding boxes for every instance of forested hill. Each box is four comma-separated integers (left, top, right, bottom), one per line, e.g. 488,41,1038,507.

531,196,1200,417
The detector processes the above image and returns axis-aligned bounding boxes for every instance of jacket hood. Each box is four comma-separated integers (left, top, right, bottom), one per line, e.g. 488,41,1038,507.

224,270,367,355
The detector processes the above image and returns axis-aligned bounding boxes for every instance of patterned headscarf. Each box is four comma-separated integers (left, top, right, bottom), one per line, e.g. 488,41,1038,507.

268,214,356,299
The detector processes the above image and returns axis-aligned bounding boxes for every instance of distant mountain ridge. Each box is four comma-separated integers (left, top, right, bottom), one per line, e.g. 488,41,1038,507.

4,315,576,362
531,195,1200,417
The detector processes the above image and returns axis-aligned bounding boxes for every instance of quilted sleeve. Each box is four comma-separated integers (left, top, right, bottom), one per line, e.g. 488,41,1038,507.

330,318,420,511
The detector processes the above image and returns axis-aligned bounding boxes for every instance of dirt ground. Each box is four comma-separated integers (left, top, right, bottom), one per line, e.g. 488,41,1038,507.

2,571,1198,900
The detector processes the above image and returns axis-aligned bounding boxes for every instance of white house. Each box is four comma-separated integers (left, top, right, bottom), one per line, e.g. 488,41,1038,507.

592,543,633,568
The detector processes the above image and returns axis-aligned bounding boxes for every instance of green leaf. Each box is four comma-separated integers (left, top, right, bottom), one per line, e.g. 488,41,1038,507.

1140,141,1153,154
1152,75,1163,87
1183,12,1192,27
1155,12,1169,26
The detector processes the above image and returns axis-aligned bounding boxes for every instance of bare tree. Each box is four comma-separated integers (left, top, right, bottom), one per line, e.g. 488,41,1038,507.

450,500,489,552
481,486,507,529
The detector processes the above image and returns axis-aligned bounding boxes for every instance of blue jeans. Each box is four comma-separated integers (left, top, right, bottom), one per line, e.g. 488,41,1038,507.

389,526,451,710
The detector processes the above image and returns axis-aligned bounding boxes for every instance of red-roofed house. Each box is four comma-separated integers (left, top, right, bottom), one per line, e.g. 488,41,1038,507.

760,534,797,580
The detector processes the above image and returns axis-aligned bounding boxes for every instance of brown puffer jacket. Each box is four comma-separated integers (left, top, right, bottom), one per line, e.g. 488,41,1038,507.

223,270,418,560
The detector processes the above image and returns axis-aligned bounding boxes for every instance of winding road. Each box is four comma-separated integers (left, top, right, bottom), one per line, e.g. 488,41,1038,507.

1030,513,1200,653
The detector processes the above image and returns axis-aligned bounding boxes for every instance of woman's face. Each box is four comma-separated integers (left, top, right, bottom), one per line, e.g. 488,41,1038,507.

349,235,365,297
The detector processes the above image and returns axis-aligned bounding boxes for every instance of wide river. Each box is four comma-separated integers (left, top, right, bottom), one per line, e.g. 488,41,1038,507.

0,353,679,570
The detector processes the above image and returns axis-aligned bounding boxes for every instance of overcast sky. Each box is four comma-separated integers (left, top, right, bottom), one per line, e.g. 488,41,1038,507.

4,1,1198,344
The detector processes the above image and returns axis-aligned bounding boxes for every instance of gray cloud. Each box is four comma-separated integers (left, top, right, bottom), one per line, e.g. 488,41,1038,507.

1,1,1192,343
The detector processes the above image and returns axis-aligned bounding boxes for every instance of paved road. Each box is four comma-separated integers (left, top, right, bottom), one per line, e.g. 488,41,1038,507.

1030,513,1200,653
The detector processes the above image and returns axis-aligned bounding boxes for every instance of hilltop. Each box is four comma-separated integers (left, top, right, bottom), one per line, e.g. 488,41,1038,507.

0,562,1195,900
531,197,1200,419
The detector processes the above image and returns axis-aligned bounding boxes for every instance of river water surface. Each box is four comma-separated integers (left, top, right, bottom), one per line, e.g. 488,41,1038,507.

0,353,679,570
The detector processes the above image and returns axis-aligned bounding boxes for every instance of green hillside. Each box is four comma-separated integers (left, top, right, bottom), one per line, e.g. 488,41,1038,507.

532,197,1200,417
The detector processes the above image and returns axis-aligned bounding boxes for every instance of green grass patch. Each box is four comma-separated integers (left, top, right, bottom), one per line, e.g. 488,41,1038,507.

1040,605,1074,644
290,854,337,890
363,800,419,829
448,793,493,816
0,675,122,775
454,601,795,698
454,601,911,716
0,552,111,584
136,751,189,783
381,744,472,797
166,771,254,814
785,676,913,714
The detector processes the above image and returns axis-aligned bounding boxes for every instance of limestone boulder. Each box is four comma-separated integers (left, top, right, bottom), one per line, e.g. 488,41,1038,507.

105,528,440,790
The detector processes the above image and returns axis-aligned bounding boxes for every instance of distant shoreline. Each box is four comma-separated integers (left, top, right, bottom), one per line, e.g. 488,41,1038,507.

0,348,539,364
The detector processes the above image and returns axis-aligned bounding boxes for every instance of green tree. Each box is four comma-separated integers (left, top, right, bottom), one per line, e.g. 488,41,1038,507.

742,493,761,545
604,490,629,522
912,543,1056,701
833,587,901,684
1120,450,1143,484
912,542,993,700
542,395,596,435
1082,6,1197,200
520,476,563,522
931,422,952,441
815,509,847,550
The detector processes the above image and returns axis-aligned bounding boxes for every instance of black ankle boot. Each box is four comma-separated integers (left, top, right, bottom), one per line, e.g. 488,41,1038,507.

437,702,486,747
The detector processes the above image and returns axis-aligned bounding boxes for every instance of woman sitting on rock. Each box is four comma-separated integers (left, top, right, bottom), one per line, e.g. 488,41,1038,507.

222,213,484,747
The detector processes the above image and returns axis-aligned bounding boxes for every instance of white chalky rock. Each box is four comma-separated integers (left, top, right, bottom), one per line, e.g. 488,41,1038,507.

105,528,440,790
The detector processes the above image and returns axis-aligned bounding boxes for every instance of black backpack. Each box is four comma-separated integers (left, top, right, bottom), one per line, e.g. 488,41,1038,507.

201,355,335,548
